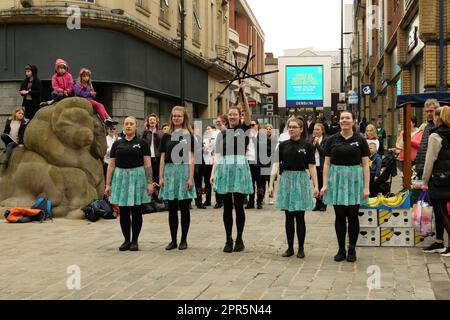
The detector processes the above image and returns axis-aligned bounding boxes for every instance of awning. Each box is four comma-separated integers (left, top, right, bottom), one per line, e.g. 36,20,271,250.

396,92,450,108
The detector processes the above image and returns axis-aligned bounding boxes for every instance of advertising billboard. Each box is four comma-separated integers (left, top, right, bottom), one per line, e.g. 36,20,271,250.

285,65,323,107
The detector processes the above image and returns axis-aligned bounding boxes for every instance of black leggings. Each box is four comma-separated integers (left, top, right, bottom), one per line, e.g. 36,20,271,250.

285,211,306,251
119,206,143,243
432,198,450,240
334,205,360,250
223,193,246,242
168,199,191,243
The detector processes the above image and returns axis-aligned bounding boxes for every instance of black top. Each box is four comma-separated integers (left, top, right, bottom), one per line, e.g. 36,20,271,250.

325,133,370,166
215,123,251,156
110,136,151,169
278,139,315,173
141,129,164,158
159,132,195,164
3,119,28,145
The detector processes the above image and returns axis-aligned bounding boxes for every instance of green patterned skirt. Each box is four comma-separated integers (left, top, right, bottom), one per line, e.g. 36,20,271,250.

110,166,151,206
159,163,197,200
276,170,314,211
323,165,364,206
213,155,253,195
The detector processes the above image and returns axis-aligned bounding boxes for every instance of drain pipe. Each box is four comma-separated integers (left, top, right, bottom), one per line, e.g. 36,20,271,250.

439,0,445,91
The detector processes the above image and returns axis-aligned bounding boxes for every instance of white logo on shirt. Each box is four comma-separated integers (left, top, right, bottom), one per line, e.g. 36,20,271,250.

298,148,306,154
133,144,141,149
350,142,359,147
180,138,188,144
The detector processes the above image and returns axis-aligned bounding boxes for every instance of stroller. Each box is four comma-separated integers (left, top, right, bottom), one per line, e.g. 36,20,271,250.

377,152,397,197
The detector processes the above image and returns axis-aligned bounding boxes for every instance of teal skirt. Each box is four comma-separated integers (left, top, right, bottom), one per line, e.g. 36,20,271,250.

213,155,254,195
110,166,151,206
276,170,314,211
323,165,364,205
159,163,197,200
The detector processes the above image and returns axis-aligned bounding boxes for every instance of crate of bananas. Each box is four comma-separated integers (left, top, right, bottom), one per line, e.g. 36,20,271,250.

362,190,410,209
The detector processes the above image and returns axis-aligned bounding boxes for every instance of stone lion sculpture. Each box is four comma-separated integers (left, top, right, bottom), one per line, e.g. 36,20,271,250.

0,97,107,218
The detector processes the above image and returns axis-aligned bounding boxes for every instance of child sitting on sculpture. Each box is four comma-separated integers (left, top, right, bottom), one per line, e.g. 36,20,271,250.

40,58,74,107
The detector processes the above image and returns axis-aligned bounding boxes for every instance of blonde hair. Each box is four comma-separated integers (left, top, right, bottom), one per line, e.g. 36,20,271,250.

365,124,377,139
11,106,25,120
169,106,193,135
440,106,450,126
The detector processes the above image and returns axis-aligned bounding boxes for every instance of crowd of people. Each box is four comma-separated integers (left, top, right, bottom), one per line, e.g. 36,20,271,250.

2,61,450,261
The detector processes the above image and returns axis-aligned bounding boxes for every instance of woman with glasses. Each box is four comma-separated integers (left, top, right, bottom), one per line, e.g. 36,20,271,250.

269,117,319,259
211,81,253,253
104,125,118,182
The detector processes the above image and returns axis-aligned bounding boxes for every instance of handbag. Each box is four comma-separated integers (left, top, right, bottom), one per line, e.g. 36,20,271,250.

411,191,434,237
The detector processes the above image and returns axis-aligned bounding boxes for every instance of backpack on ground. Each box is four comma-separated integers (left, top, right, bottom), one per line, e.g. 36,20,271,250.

31,197,53,221
83,199,116,222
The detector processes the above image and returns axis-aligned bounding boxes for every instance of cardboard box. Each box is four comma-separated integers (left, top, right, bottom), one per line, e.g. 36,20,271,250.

378,208,412,227
358,208,378,227
414,230,437,248
357,227,380,247
380,227,414,247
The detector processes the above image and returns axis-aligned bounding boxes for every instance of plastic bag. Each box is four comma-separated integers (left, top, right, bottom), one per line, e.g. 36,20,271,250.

412,191,434,237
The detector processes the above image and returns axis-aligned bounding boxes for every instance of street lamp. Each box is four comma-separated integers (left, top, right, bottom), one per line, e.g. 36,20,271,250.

340,0,344,94
180,0,186,106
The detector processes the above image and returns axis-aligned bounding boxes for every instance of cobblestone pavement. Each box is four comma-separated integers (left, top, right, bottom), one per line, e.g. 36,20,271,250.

0,178,449,300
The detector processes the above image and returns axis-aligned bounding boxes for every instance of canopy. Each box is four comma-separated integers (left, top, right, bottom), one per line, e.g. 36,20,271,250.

396,92,450,108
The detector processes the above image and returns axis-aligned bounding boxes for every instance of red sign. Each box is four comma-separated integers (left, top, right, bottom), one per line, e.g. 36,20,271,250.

248,99,257,107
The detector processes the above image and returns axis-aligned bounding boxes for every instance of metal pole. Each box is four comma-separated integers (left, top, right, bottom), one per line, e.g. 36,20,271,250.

439,0,445,91
357,27,361,118
340,0,344,93
180,0,185,106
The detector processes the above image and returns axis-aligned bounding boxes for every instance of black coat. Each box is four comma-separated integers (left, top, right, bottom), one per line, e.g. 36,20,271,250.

311,135,327,170
429,125,450,200
19,65,42,108
3,119,27,145
141,128,164,158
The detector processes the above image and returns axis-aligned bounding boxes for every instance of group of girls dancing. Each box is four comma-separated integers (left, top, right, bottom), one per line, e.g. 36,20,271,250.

105,81,370,262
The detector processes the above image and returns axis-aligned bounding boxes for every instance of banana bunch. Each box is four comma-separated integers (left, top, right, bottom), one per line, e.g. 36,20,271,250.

366,194,384,207
381,193,404,207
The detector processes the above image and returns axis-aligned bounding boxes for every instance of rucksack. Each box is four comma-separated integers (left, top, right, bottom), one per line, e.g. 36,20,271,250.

83,199,116,222
31,197,53,221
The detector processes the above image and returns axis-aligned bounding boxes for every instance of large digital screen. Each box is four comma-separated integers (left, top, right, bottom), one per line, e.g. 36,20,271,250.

286,65,323,107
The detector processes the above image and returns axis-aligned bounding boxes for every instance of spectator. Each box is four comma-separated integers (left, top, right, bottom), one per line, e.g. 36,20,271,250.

1,107,27,168
306,115,315,137
327,115,340,136
415,99,440,179
365,124,380,151
104,125,118,181
19,65,42,120
359,117,368,134
376,120,387,156
421,106,450,256
141,114,164,188
40,58,74,107
368,142,382,197
311,123,328,211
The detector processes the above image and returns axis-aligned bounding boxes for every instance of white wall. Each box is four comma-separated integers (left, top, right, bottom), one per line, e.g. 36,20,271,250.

278,56,332,109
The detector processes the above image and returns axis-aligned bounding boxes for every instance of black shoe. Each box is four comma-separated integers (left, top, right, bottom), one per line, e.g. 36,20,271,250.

203,201,211,207
196,204,207,209
423,242,446,253
297,249,305,259
257,203,262,210
179,241,188,250
214,203,222,209
119,241,131,251
440,246,450,257
165,241,177,250
319,206,327,212
233,240,245,252
129,243,139,251
346,246,357,262
245,203,255,209
223,240,233,253
334,249,346,262
39,101,50,107
282,249,294,257
312,206,320,211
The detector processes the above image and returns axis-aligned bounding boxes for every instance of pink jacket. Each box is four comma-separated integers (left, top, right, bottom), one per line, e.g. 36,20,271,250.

399,129,423,162
51,58,74,94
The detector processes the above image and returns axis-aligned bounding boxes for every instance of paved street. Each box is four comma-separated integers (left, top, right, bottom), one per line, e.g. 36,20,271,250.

1,178,449,301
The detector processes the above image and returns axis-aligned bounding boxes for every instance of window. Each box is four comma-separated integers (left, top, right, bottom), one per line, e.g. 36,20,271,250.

192,0,201,44
135,0,149,11
160,0,170,25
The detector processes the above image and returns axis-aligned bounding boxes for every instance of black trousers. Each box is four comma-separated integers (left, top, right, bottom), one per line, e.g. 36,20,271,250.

430,196,450,241
23,100,40,120
203,164,213,204
151,157,160,185
194,163,204,205
315,167,326,209
248,164,265,205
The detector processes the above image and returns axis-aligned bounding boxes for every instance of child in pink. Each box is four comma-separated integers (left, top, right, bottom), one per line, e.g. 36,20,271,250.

74,68,118,126
40,58,74,107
